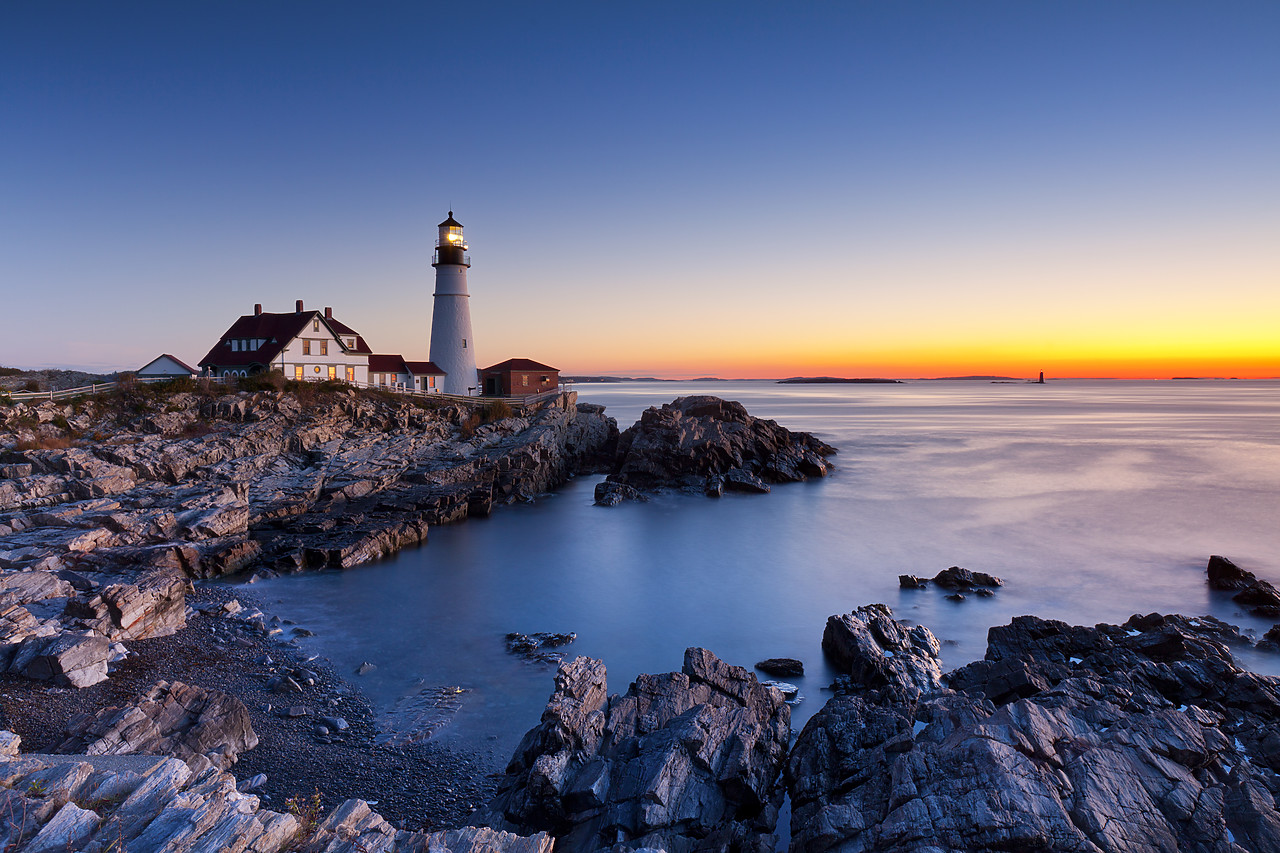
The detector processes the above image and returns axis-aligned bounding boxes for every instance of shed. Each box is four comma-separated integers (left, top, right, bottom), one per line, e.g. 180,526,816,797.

137,354,198,379
480,358,560,398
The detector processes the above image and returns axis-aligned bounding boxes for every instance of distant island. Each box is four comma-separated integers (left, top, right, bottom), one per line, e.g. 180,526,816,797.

563,375,676,383
777,377,904,384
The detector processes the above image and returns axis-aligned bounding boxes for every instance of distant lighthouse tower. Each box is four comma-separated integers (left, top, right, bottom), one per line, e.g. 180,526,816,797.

429,211,478,395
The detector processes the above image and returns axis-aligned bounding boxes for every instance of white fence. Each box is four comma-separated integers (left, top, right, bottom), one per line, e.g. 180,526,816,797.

3,375,570,411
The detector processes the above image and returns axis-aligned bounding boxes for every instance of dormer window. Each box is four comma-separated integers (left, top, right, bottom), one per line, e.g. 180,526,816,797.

231,340,239,352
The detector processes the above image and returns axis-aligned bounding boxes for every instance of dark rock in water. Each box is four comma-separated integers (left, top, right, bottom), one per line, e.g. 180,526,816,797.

597,396,836,502
755,657,804,677
480,647,790,853
356,661,376,675
822,604,943,692
506,631,577,665
592,480,646,506
932,565,1003,589
723,467,770,494
760,680,802,703
1268,624,1280,644
1252,604,1280,619
1207,554,1255,590
945,592,966,602
790,608,1280,853
975,587,995,597
1235,579,1280,611
898,574,928,589
57,679,258,773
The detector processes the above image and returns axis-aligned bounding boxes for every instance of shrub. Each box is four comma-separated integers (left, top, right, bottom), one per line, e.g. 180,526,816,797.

481,400,513,422
286,788,324,844
22,380,39,392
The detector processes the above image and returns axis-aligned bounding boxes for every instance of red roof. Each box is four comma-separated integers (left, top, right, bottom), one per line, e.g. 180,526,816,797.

403,360,445,375
198,309,368,369
368,354,408,373
482,358,559,373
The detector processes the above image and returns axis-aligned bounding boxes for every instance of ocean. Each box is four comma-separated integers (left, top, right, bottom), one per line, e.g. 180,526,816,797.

244,379,1280,766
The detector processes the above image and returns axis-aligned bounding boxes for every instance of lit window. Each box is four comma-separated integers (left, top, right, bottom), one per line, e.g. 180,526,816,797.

428,376,436,389
313,319,320,332
348,338,355,347
303,340,311,355
314,366,321,374
346,366,354,381
319,340,328,356
294,366,303,380
522,375,529,386
328,365,336,380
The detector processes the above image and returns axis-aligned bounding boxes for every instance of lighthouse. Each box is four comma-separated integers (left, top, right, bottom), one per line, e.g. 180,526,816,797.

429,211,478,395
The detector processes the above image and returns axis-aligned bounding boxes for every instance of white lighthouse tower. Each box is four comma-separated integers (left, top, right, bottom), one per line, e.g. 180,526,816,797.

429,211,478,395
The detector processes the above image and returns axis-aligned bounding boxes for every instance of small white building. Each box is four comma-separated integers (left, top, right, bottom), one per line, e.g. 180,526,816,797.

368,354,446,393
136,354,198,379
199,301,372,384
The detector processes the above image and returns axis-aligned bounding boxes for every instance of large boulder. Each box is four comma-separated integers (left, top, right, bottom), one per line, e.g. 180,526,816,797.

57,679,259,773
822,604,944,693
9,629,109,688
789,610,1280,853
482,648,791,853
598,396,835,502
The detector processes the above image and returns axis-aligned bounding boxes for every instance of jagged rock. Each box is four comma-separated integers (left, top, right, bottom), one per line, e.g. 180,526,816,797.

57,679,259,772
0,731,19,757
593,480,646,506
64,571,187,640
599,396,836,499
931,565,1003,589
10,629,109,687
755,657,804,677
790,610,1280,853
1208,554,1255,590
0,569,74,604
482,647,791,853
822,604,944,692
309,798,555,853
898,574,928,589
507,631,578,664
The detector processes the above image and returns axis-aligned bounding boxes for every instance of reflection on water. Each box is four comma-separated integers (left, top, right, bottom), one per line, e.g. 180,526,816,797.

246,379,1280,764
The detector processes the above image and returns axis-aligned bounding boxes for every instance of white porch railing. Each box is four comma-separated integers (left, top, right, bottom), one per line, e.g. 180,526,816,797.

4,375,572,412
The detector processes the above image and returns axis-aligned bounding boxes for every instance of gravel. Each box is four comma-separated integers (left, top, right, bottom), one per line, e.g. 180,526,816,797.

0,582,500,831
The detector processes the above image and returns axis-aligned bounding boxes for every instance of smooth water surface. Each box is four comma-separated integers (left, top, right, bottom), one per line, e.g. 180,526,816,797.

245,379,1280,764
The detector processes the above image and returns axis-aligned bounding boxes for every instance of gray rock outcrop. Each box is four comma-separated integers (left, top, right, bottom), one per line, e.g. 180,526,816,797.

1205,555,1280,617
596,396,835,503
790,608,1280,853
482,647,792,853
57,679,259,773
0,733,552,853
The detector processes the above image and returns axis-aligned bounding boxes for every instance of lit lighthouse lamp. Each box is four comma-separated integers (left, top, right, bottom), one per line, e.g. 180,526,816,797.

428,211,478,395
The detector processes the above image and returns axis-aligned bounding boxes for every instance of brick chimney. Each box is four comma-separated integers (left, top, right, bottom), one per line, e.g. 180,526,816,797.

324,306,332,319
295,299,304,313
254,303,262,316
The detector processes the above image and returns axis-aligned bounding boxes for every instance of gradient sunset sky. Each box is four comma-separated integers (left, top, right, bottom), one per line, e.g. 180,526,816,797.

3,2,1277,379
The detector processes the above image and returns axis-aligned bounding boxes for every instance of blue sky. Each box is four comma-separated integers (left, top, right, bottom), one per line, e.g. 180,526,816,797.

3,2,1277,377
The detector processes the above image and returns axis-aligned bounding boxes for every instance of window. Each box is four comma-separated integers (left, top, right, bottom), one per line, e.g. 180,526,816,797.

303,340,311,355
328,365,336,380
231,340,239,352
347,338,355,347
522,375,529,386
294,366,303,380
346,366,354,381
462,339,467,348
314,366,321,374
313,319,320,332
428,376,436,389
319,340,328,356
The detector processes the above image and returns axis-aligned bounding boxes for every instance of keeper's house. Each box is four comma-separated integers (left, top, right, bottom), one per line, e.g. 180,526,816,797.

480,358,560,398
199,301,372,383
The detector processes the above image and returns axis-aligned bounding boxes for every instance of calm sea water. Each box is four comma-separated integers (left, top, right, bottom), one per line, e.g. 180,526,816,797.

245,379,1280,765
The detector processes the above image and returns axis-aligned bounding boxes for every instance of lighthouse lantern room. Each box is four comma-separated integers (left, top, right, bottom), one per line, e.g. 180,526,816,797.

429,212,479,395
